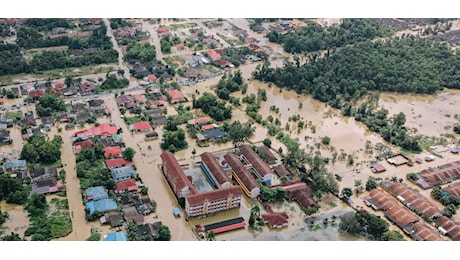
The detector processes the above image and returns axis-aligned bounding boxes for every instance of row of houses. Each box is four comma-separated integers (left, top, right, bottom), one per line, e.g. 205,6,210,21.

365,189,445,241
414,160,460,189
2,159,66,195
380,181,441,219
74,122,163,240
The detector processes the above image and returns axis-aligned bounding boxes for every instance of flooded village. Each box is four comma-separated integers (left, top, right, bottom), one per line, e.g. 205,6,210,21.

1,17,460,244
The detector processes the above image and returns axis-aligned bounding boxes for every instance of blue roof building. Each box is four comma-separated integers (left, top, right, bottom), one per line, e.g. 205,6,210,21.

110,166,136,182
103,232,128,241
85,186,109,201
4,160,27,171
85,198,118,214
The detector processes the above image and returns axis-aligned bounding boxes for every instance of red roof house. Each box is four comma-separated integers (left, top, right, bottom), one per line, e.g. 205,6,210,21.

0,98,4,105
133,121,152,132
104,146,122,158
176,43,185,50
115,178,138,193
147,74,157,82
194,117,210,125
201,124,216,131
105,158,129,169
28,89,46,98
207,49,221,61
167,89,185,104
80,82,95,93
73,139,94,154
261,212,289,228
244,36,257,42
135,94,144,102
74,123,118,138
157,27,169,33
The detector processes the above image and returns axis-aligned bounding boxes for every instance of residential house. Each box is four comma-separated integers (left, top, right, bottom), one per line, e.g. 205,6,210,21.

73,123,118,138
122,206,144,225
105,158,130,169
166,89,185,104
282,182,319,209
223,153,260,198
150,115,167,125
115,178,138,193
136,222,162,240
4,160,27,171
88,99,105,110
214,59,234,68
443,182,460,198
434,216,460,241
40,116,55,126
196,128,225,142
100,211,123,227
418,160,460,187
273,164,293,179
76,112,90,122
86,198,118,214
380,181,441,219
72,102,88,112
188,55,204,68
31,177,61,195
110,166,136,182
80,82,95,95
261,211,289,229
145,131,159,140
28,89,46,98
133,121,152,132
32,166,57,179
116,94,134,107
176,43,185,50
207,49,221,61
232,29,248,38
104,146,122,159
73,139,93,153
85,186,109,201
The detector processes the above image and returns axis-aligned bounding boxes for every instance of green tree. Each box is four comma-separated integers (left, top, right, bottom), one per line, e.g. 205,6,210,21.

321,136,331,145
366,177,378,191
158,225,171,241
126,220,138,241
122,147,136,162
206,231,216,241
227,120,255,147
341,187,353,198
381,230,406,241
1,232,24,241
263,138,272,148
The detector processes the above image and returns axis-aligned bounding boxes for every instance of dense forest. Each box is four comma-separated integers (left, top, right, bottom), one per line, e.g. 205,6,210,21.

267,18,394,54
254,37,460,106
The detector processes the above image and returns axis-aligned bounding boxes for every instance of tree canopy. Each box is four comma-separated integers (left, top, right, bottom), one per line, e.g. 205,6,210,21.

267,18,394,54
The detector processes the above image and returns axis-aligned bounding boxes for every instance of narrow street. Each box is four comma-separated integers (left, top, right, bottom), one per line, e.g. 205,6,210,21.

103,18,136,88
